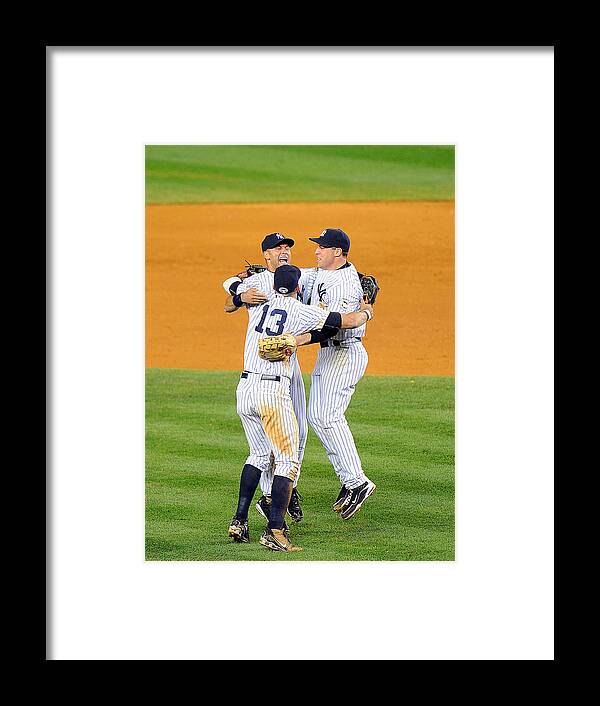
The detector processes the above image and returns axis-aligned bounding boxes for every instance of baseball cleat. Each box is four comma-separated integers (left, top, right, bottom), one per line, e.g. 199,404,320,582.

332,485,351,512
340,481,376,520
255,494,272,520
259,528,303,552
287,488,304,523
256,495,291,533
228,517,250,543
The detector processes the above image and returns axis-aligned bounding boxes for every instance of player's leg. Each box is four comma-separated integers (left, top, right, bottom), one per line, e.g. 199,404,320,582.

307,358,346,483
321,346,376,518
236,378,272,480
308,346,376,518
257,381,302,552
291,363,309,473
229,379,271,542
258,382,300,487
287,364,307,521
318,346,369,489
262,367,306,482
257,367,305,516
258,452,274,498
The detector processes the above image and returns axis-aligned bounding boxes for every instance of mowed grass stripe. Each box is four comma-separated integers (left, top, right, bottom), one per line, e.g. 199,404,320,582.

146,369,454,561
145,145,454,204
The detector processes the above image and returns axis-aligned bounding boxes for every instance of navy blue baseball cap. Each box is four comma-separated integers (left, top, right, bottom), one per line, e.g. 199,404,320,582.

274,264,301,294
261,232,295,251
309,228,350,252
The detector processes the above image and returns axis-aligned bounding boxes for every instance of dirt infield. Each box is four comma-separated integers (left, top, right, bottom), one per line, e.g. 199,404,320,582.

146,202,454,376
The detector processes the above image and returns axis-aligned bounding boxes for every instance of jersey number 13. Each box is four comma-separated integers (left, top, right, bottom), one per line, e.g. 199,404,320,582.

255,305,288,336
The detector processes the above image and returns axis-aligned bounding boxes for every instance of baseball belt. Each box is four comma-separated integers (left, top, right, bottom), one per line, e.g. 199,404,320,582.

240,371,289,382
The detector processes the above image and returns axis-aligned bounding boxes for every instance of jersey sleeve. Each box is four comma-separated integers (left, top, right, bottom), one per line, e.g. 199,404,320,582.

236,272,268,296
235,277,253,295
297,304,328,334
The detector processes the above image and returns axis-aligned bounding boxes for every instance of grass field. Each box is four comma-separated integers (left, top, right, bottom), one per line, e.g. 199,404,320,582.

145,369,454,561
145,145,454,203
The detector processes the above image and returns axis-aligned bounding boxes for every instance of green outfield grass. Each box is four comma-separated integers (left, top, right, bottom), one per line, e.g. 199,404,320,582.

145,145,454,204
145,369,454,561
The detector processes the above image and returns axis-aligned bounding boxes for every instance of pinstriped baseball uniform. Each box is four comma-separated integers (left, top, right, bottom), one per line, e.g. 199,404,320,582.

236,293,328,483
304,262,371,490
236,268,316,494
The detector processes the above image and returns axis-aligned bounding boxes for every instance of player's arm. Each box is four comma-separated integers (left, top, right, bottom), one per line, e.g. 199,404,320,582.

294,332,312,347
224,294,238,313
293,309,369,346
294,325,341,347
336,300,373,329
294,300,372,347
294,326,339,348
222,276,268,313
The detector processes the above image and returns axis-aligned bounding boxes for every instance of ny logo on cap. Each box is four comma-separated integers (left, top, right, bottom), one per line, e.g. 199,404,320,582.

275,234,284,240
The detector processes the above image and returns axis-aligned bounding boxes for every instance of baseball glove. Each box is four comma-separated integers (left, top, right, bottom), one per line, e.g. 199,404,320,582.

258,334,297,361
360,274,380,305
236,260,267,279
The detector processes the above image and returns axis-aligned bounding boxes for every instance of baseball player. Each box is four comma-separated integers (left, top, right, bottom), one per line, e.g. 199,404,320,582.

227,264,373,552
222,233,319,524
301,228,377,520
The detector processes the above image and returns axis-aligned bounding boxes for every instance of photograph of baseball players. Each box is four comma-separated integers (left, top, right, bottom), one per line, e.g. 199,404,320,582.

146,145,454,560
224,231,377,552
227,260,375,552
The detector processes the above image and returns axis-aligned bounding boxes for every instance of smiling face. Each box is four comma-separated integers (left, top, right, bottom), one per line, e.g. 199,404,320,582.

263,244,292,272
315,244,345,270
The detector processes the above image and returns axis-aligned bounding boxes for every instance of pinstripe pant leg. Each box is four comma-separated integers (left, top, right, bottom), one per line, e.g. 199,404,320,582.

236,379,271,475
307,373,346,484
308,347,369,489
290,369,308,488
258,381,300,481
260,373,306,495
259,461,273,496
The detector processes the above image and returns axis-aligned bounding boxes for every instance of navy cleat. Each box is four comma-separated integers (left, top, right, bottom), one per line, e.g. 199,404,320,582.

287,488,304,523
332,485,351,513
340,481,376,520
255,494,272,520
257,494,291,534
228,517,250,543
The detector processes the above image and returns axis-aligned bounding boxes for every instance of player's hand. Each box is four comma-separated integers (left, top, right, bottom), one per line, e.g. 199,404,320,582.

359,300,373,317
241,288,268,305
236,262,268,280
294,333,312,348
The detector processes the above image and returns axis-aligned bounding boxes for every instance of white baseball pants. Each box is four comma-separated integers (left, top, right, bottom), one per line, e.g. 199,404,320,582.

237,373,300,482
307,343,369,490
